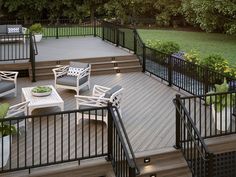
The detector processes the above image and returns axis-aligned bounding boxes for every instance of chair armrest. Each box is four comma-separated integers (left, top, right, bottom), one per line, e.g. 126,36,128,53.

93,85,110,97
77,65,91,79
52,65,69,78
0,71,18,82
6,101,29,118
75,95,110,109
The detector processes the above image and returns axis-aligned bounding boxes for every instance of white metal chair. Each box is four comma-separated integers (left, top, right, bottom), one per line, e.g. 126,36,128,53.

0,71,18,98
5,101,29,129
52,62,91,94
75,85,123,124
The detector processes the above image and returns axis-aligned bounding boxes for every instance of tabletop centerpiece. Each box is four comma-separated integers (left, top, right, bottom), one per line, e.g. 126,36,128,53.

31,86,52,97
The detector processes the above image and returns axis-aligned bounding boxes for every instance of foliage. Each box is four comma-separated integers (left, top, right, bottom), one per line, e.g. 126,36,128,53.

181,0,236,34
32,86,52,93
147,39,180,55
206,79,236,112
0,103,17,137
29,23,43,34
184,50,200,64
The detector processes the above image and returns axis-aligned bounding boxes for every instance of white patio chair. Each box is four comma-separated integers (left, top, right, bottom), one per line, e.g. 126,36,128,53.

75,85,123,124
0,71,18,98
52,62,91,94
5,101,29,129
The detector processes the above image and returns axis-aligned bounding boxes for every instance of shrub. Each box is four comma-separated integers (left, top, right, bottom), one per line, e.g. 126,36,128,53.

158,41,180,55
201,54,229,73
184,50,201,64
146,40,180,55
29,23,43,34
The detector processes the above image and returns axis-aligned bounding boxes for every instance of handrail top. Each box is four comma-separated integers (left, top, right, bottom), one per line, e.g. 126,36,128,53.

173,99,210,153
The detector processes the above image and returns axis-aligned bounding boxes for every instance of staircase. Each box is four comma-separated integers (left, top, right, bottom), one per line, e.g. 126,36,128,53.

28,55,142,80
135,148,192,177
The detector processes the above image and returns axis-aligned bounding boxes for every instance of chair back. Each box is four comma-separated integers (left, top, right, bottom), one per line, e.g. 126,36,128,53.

104,85,123,109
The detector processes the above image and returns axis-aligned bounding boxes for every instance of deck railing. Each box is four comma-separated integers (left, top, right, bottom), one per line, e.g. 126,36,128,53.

1,19,101,39
0,33,37,82
102,22,236,96
174,91,236,177
174,95,214,177
0,105,138,176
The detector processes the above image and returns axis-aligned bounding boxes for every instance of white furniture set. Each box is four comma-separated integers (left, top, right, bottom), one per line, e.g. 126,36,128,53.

1,62,123,124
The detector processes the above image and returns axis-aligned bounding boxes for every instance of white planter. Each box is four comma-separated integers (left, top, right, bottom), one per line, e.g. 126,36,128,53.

212,105,231,131
0,135,10,167
34,34,43,42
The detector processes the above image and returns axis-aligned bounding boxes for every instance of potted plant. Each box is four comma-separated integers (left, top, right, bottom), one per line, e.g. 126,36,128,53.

31,86,52,97
0,103,16,167
206,79,236,131
29,23,43,42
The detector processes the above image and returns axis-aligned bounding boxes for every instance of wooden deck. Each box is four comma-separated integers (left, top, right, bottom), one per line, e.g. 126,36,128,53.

0,37,131,63
0,72,187,175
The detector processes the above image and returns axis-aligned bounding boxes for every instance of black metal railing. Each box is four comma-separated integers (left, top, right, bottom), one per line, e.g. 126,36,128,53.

0,34,30,62
174,95,214,177
1,18,101,39
102,21,236,96
0,106,138,176
108,106,139,177
177,91,236,138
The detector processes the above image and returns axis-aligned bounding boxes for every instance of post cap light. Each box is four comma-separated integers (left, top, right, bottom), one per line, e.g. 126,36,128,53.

150,174,156,177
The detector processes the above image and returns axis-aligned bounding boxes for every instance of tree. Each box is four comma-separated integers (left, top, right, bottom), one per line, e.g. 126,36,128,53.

181,0,236,34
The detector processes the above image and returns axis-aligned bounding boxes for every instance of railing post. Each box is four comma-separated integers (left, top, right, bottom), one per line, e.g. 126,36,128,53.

107,103,113,161
133,30,137,54
168,55,173,87
142,45,146,72
116,29,119,47
56,26,59,39
129,167,136,177
207,153,214,177
30,33,36,82
102,22,105,40
94,19,97,37
204,69,209,94
175,94,181,149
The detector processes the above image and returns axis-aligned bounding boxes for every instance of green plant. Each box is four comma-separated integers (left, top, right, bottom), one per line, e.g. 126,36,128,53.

184,50,201,64
32,86,52,93
0,103,16,137
158,41,180,55
29,23,43,34
146,39,180,55
206,79,236,112
201,54,229,73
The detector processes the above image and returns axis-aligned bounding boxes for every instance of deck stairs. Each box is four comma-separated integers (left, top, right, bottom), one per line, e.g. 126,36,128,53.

28,55,142,80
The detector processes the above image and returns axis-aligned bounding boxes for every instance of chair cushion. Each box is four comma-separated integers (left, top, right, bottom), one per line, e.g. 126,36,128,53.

69,62,89,69
79,105,107,116
67,67,83,76
0,80,15,94
104,85,122,98
0,25,7,34
7,25,22,34
56,75,88,87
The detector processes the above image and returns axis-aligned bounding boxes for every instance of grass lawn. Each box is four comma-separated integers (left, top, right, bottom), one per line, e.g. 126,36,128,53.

138,29,236,65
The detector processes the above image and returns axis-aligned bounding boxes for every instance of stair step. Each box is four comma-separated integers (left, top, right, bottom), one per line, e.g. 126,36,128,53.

135,148,191,177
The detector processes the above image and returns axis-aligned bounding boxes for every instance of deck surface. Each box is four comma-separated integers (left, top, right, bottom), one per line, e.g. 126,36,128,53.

0,72,186,175
0,37,131,63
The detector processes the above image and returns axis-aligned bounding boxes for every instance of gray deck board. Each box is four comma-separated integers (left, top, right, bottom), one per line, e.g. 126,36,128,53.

0,37,131,62
0,72,187,174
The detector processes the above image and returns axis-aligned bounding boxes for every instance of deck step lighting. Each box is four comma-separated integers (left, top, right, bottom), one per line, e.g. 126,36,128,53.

144,157,150,163
150,174,156,177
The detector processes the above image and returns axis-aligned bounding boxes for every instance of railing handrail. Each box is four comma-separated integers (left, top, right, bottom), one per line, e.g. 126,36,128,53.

108,105,140,174
179,90,236,100
173,98,210,153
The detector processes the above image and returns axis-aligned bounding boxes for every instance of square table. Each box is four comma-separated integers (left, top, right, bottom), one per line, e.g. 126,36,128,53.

22,85,64,115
